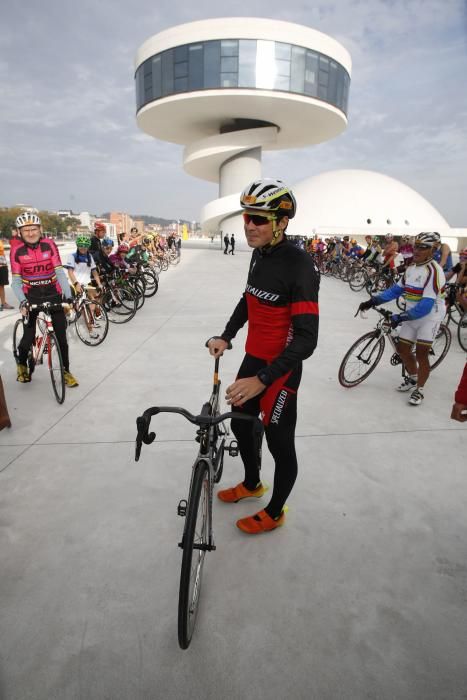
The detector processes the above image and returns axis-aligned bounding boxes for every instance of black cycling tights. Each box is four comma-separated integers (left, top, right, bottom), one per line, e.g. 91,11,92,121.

18,296,70,372
230,354,302,519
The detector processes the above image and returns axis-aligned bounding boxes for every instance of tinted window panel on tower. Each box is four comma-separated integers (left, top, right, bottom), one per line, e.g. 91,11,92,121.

221,56,238,73
174,61,188,78
221,73,238,87
204,41,221,88
275,42,291,60
174,77,188,92
152,55,162,99
305,52,318,96
328,61,338,104
174,45,188,63
221,40,238,56
238,40,256,88
161,49,174,95
290,46,306,93
188,44,203,90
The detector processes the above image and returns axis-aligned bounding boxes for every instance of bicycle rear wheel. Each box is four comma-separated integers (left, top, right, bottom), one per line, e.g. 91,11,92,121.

178,459,210,650
457,312,467,352
102,288,137,323
348,268,367,292
429,324,451,370
48,332,65,404
338,331,385,387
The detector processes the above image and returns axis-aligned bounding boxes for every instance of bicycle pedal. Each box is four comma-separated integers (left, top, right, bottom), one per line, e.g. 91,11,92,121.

225,439,239,457
390,352,402,366
177,499,187,517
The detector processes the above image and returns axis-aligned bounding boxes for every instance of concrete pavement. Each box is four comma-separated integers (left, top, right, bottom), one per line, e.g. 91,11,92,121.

0,246,466,700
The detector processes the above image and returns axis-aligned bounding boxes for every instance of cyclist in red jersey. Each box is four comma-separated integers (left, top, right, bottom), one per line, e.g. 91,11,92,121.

207,179,319,534
10,213,78,386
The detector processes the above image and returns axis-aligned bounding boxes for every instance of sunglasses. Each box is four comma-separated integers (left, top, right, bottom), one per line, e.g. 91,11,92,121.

413,243,432,250
242,212,276,226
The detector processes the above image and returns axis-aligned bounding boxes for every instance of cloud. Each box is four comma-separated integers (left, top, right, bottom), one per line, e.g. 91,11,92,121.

0,0,466,224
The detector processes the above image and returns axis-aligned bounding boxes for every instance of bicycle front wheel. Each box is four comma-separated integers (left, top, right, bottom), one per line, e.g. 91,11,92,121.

338,331,385,387
75,301,109,346
457,312,467,352
48,332,65,403
429,324,451,370
178,460,210,650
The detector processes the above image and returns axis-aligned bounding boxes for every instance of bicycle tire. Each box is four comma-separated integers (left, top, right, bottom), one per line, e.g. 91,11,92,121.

447,302,463,326
142,270,159,297
75,301,109,346
338,331,385,387
348,268,368,292
48,332,65,404
102,289,137,323
457,312,467,352
429,324,451,370
178,459,210,650
12,318,36,375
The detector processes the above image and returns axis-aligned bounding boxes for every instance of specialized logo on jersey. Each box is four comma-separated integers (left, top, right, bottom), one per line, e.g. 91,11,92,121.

245,283,279,302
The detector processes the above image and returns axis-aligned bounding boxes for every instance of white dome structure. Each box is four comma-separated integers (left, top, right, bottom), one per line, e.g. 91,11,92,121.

287,169,450,237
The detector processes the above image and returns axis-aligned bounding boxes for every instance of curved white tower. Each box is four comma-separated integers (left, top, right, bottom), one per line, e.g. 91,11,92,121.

135,18,352,232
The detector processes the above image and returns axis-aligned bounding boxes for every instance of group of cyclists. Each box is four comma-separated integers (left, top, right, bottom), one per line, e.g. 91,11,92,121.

3,214,182,389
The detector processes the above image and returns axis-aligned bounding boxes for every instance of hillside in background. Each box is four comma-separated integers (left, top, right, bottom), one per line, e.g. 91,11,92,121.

100,213,195,226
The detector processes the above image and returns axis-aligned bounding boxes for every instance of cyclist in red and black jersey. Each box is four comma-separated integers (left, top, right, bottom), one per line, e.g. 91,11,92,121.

10,213,78,387
207,179,319,534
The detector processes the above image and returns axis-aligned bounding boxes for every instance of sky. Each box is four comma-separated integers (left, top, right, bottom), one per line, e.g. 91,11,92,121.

1,0,467,225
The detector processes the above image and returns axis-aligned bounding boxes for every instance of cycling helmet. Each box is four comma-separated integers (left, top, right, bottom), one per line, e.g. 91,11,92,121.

117,243,129,254
16,212,41,228
102,237,114,248
94,221,106,232
143,236,152,245
459,247,467,259
415,232,441,247
76,235,91,248
384,234,393,241
240,178,296,219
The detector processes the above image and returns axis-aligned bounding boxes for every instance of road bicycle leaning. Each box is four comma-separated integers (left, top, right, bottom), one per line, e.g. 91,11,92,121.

13,301,68,404
338,307,451,388
135,346,263,650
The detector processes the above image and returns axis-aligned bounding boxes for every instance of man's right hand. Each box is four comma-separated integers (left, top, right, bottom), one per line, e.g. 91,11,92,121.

19,300,29,317
207,337,229,357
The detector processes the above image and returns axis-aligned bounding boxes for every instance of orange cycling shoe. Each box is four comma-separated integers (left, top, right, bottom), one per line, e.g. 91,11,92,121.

236,507,288,535
217,481,268,503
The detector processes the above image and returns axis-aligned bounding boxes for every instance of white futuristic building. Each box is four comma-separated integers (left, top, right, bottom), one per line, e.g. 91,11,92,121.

135,18,352,234
288,169,451,237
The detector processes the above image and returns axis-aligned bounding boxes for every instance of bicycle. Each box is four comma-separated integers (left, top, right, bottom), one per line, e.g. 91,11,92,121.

458,311,467,352
338,307,451,388
13,302,68,403
67,288,109,346
135,348,263,650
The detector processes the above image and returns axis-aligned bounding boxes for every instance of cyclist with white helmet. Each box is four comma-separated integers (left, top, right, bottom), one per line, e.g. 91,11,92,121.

10,213,78,386
358,232,446,406
207,179,319,534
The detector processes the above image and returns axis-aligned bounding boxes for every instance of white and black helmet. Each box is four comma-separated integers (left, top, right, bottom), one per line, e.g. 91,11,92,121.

240,178,296,219
16,212,41,228
415,232,441,247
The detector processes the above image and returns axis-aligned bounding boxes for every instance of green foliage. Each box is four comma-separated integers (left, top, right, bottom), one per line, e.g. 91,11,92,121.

0,207,22,239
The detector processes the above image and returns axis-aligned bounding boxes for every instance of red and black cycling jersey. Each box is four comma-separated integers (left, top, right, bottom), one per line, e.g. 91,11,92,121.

221,237,319,385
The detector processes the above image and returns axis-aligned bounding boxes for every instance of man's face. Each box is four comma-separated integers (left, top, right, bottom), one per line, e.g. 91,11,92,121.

95,228,105,239
243,211,287,249
19,225,41,244
413,243,434,264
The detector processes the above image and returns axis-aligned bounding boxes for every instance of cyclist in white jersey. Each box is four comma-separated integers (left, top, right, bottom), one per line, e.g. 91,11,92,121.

358,232,445,406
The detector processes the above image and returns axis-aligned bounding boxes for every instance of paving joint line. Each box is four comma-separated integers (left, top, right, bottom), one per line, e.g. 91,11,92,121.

0,290,202,475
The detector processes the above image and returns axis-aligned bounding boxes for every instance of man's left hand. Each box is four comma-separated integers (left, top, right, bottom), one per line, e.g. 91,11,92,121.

451,402,467,422
226,376,266,406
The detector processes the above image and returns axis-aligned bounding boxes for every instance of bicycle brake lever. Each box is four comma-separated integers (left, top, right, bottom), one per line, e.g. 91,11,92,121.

135,415,156,462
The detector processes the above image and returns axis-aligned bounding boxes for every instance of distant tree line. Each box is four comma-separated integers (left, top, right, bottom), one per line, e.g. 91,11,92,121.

0,207,80,239
101,213,194,227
